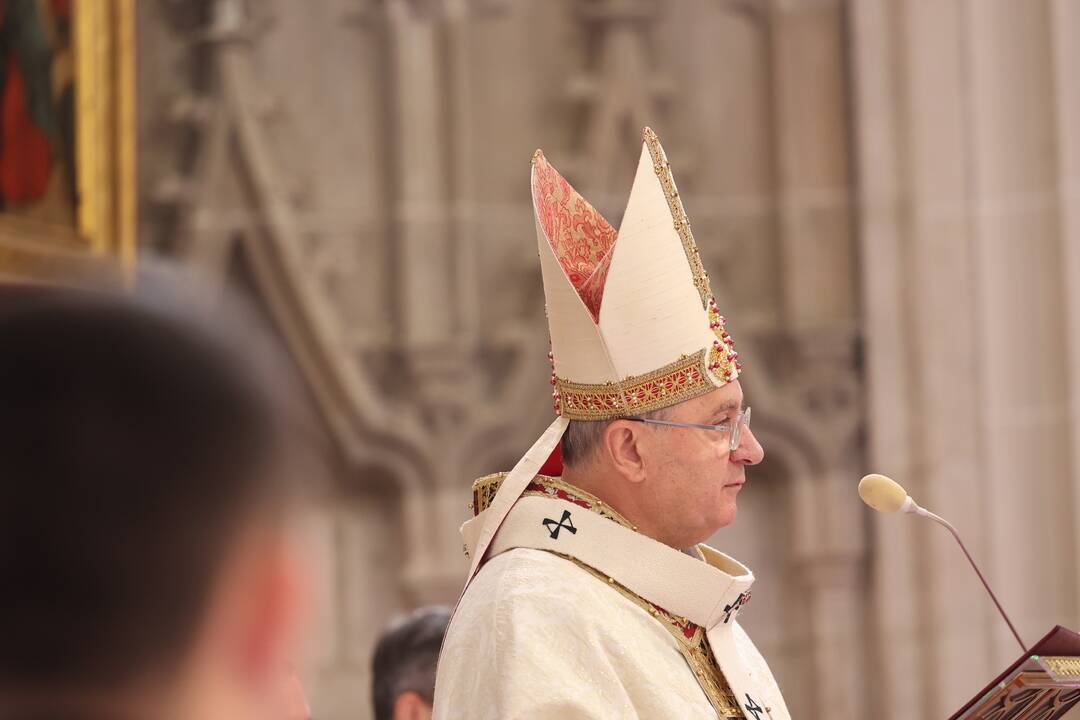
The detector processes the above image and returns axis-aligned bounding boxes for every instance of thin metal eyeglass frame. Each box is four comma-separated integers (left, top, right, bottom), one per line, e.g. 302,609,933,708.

625,406,751,451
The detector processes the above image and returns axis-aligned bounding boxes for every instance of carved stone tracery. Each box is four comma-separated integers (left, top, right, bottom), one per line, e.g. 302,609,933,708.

137,1,866,716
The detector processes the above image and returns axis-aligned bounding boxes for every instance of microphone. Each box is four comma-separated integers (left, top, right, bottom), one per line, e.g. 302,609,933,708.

858,473,1027,654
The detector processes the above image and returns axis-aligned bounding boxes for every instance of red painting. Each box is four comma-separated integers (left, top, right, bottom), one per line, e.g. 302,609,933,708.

0,0,76,227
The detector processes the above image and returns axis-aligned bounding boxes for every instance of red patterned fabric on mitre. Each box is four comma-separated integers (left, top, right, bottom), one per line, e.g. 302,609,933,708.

532,151,617,322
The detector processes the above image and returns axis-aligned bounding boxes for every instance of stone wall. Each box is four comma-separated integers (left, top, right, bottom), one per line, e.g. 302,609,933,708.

134,0,1080,717
853,0,1080,716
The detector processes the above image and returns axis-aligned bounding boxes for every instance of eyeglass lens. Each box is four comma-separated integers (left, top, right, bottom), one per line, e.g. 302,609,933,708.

729,406,751,451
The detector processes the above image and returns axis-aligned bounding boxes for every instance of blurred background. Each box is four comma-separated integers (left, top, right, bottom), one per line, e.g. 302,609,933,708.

1,0,1079,717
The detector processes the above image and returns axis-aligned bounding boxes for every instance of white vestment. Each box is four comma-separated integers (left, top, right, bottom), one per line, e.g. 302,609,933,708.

433,475,791,720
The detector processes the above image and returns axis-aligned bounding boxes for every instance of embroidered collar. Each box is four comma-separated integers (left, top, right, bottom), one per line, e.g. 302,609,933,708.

474,472,633,525
470,472,746,717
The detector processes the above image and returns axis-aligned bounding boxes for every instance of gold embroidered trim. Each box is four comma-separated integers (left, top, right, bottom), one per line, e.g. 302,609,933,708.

566,556,744,717
471,474,744,718
641,127,741,388
472,473,501,516
1042,656,1080,679
642,127,711,309
553,351,718,421
472,473,634,527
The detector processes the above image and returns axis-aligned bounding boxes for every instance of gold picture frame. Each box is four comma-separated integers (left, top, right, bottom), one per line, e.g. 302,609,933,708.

0,0,135,286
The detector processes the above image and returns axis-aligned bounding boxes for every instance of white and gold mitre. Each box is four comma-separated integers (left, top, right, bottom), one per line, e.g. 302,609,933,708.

535,127,740,421
459,128,741,585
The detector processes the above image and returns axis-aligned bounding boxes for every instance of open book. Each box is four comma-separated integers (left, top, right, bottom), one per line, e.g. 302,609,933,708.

951,626,1080,719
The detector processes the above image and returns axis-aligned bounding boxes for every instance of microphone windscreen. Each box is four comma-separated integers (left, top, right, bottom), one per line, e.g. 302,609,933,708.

858,473,908,513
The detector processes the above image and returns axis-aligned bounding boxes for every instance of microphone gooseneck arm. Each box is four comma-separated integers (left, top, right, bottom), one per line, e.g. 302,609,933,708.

909,501,1028,655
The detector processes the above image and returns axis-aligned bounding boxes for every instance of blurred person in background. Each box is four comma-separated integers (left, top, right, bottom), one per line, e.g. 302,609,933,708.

372,607,450,720
0,271,318,720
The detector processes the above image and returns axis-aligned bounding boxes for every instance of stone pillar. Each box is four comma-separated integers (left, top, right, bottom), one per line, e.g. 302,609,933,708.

388,0,455,351
769,2,863,717
1053,0,1080,618
385,0,478,605
854,0,1078,716
964,0,1074,666
801,555,864,719
769,0,855,332
901,1,996,714
848,1,927,713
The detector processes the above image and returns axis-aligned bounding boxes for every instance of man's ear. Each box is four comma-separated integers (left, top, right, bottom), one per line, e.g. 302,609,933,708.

209,529,307,692
602,420,648,484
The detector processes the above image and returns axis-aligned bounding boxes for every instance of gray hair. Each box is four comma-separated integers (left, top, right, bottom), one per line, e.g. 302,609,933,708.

561,405,672,468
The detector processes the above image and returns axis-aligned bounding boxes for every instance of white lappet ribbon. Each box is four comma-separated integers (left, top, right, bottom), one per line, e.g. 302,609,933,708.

468,495,790,720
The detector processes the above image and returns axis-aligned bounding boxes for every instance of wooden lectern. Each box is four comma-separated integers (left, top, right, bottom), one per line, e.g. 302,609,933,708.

951,626,1080,719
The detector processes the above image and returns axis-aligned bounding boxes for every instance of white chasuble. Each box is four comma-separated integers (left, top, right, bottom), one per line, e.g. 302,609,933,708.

433,475,790,720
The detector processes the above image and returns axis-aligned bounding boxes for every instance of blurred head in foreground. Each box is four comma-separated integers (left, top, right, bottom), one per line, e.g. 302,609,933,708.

0,270,317,720
372,606,451,720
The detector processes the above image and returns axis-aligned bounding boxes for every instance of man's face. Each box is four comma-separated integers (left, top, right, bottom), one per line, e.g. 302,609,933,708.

635,380,764,547
393,690,433,720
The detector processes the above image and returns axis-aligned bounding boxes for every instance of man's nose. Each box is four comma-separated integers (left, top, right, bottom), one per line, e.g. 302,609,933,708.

731,426,764,465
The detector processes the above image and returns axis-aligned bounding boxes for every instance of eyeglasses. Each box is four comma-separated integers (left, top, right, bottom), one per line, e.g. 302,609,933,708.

626,406,752,452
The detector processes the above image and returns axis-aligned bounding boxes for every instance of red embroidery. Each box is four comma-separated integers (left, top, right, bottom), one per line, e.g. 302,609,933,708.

559,363,705,418
525,480,593,512
532,151,617,322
